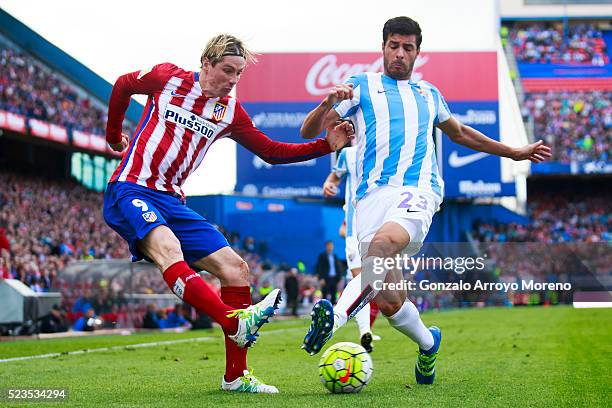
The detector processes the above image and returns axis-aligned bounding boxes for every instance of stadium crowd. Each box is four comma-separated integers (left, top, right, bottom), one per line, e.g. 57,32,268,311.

0,171,130,291
472,193,611,244
506,22,609,65
0,170,309,330
470,193,611,305
522,90,611,163
0,45,132,136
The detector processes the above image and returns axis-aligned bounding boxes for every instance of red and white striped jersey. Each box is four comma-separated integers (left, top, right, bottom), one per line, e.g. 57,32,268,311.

106,62,331,197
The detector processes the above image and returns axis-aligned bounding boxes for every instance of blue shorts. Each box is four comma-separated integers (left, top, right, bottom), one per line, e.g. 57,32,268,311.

103,182,229,265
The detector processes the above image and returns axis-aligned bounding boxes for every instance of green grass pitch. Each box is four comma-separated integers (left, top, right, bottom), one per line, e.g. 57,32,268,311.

0,306,610,407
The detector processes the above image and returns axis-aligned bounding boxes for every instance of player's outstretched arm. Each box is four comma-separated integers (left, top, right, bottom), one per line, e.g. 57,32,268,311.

231,123,351,165
301,84,353,139
229,101,351,164
437,117,552,163
106,63,174,151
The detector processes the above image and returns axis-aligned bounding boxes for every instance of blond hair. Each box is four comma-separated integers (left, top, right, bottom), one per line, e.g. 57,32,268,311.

200,34,258,67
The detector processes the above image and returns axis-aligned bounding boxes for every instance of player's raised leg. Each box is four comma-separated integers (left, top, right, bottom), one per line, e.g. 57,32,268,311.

139,226,280,350
302,249,388,354
302,252,383,354
369,222,441,385
135,226,241,335
139,227,280,393
106,188,280,393
117,179,282,393
192,247,281,393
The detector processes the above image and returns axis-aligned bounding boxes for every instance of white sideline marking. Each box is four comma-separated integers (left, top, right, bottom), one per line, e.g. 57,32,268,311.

0,327,300,363
573,302,612,308
0,336,215,363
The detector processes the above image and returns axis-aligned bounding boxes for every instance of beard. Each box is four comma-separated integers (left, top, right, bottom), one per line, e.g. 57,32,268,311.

384,59,414,80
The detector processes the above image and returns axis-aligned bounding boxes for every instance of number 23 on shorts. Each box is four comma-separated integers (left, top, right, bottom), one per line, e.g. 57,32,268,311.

397,191,429,211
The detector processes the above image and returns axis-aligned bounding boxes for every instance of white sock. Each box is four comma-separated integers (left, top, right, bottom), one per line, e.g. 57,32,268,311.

386,300,434,351
354,302,371,336
332,273,359,331
333,257,381,332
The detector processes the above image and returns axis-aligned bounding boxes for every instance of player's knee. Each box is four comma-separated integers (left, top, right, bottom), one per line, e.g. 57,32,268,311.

221,258,250,286
368,234,398,258
154,236,183,269
378,298,403,317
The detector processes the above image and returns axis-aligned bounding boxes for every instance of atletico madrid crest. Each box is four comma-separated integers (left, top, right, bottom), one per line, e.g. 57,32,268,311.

212,102,227,121
142,211,158,223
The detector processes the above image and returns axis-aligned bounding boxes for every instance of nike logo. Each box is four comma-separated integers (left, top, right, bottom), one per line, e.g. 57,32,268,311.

406,209,422,213
339,359,352,383
448,151,489,168
377,89,386,93
137,67,153,79
170,90,186,98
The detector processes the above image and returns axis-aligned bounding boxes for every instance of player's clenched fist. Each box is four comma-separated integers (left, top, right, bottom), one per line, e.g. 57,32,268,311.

326,121,353,151
324,84,354,107
109,133,129,153
323,181,338,197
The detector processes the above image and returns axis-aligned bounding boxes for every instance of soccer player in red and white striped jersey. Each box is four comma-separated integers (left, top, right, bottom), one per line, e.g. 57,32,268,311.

103,34,352,393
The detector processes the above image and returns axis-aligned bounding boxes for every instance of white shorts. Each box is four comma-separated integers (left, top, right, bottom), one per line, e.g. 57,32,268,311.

355,185,441,256
345,235,361,271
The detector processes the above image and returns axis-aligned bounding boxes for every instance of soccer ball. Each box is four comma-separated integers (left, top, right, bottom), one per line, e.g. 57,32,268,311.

319,342,373,393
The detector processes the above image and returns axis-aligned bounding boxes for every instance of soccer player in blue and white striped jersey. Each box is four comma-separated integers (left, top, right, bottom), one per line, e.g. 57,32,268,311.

301,16,551,385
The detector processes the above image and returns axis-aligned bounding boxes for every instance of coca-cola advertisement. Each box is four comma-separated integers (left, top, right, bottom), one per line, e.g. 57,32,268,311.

238,52,497,102
236,52,505,198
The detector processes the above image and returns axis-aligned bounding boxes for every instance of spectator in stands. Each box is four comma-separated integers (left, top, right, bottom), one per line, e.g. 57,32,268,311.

507,22,609,65
284,267,300,316
161,304,192,329
0,225,10,253
0,171,131,294
142,303,161,329
0,46,134,136
470,191,611,292
72,308,99,332
243,236,256,253
191,310,213,330
315,240,344,305
256,280,274,304
39,305,68,333
72,290,94,314
523,91,611,163
30,276,44,292
0,253,10,279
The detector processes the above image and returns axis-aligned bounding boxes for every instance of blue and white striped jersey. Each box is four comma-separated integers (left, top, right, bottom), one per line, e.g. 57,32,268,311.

334,72,451,201
333,146,358,236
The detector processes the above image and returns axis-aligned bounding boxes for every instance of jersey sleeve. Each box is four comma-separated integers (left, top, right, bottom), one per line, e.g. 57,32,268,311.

333,74,362,119
431,85,452,125
227,100,332,164
333,148,348,179
106,62,181,144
